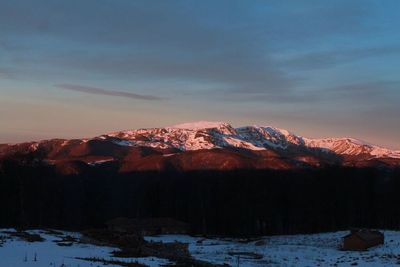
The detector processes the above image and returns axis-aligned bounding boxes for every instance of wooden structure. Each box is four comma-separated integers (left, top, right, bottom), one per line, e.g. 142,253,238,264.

106,217,190,235
342,229,384,250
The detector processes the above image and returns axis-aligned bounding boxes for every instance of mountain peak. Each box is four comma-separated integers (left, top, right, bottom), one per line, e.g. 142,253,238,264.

169,121,231,130
104,122,399,160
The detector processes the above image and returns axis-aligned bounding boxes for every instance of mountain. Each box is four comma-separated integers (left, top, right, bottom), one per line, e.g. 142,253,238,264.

1,121,399,172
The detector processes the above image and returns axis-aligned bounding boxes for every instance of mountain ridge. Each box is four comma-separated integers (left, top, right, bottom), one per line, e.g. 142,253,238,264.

0,121,399,172
104,121,399,159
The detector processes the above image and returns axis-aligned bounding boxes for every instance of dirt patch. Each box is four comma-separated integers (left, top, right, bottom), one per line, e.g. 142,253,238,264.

76,257,147,267
42,229,65,236
81,229,227,267
3,230,44,242
111,241,190,259
54,235,79,247
82,229,145,247
228,251,263,260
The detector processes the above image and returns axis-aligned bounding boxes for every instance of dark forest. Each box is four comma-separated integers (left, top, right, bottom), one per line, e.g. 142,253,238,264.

1,158,400,237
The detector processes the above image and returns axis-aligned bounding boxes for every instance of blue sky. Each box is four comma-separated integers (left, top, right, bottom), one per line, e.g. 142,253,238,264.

0,0,399,149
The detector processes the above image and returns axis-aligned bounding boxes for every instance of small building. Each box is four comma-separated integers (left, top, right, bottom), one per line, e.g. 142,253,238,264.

106,217,191,235
342,229,384,251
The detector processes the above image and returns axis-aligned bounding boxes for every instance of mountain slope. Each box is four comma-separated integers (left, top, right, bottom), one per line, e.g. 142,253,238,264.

1,121,399,172
104,121,399,159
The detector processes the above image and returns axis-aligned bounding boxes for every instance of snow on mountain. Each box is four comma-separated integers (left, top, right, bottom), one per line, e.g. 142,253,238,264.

304,137,398,158
388,151,400,159
236,126,305,149
103,121,399,159
170,121,230,130
107,123,231,151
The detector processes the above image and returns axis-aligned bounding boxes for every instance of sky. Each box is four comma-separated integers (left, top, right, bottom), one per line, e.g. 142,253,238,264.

0,0,399,149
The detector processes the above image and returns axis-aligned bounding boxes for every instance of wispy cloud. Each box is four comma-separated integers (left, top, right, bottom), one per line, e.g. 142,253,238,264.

55,84,164,101
281,46,400,70
324,80,400,98
0,0,371,97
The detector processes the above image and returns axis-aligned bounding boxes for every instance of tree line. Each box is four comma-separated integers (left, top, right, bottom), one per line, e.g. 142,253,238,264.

1,158,400,236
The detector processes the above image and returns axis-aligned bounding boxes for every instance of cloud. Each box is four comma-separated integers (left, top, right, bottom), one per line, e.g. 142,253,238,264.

281,46,400,70
0,0,397,109
55,84,164,101
0,0,373,97
306,80,400,114
324,80,400,98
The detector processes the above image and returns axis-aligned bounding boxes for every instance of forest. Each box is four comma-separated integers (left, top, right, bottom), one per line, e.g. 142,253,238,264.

1,158,400,237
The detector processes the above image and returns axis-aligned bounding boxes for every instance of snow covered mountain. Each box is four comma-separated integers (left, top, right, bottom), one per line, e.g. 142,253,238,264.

1,121,399,172
103,121,399,159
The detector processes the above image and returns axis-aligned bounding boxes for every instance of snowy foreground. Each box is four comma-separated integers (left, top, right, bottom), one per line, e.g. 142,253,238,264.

0,229,170,267
146,232,400,266
1,229,400,267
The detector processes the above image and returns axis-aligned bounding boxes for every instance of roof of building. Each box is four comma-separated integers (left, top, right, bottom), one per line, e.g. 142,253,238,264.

343,229,384,242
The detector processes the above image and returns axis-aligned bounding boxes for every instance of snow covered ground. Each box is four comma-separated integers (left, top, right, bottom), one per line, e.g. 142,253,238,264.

0,229,170,267
146,231,400,267
2,229,400,266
